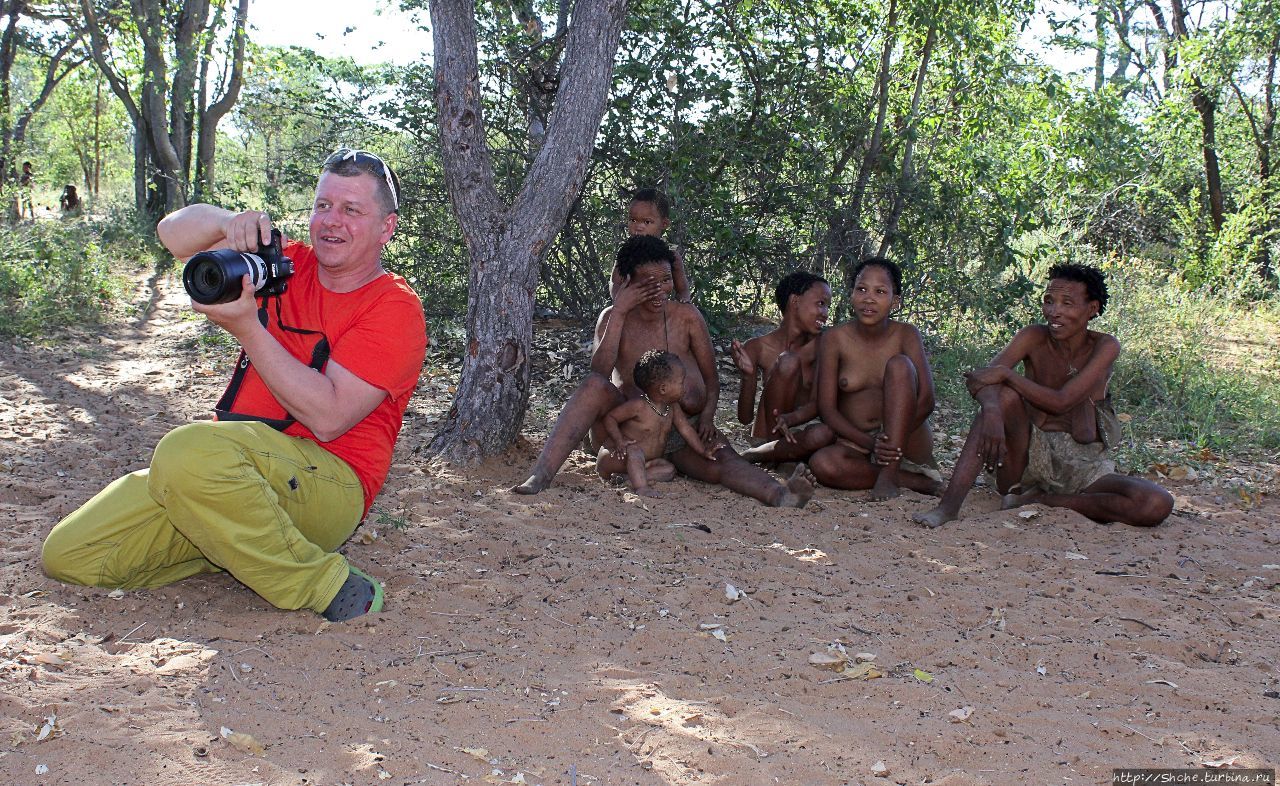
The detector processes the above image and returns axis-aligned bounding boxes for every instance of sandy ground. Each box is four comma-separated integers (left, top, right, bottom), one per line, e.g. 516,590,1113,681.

1,269,1278,786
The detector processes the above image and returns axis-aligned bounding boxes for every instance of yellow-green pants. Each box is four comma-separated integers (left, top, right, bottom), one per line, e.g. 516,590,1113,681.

41,421,365,613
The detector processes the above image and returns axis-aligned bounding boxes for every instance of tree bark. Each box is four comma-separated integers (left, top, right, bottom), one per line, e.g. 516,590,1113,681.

1159,0,1225,232
194,0,247,200
828,0,897,279
879,19,936,257
429,0,627,461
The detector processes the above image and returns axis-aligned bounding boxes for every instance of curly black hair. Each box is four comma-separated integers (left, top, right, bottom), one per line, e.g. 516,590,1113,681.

851,257,902,296
1048,263,1108,317
629,187,671,219
774,270,829,313
633,350,680,393
617,235,676,280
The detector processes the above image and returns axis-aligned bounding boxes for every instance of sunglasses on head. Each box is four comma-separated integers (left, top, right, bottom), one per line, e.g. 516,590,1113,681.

324,147,400,211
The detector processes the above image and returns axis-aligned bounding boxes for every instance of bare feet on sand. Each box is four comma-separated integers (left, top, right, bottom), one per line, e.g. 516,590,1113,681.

777,464,817,508
636,487,661,498
1000,486,1043,510
512,474,549,495
912,504,958,528
869,472,901,502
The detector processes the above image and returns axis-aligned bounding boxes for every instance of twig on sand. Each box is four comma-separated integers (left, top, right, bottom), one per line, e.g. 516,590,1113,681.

505,716,548,724
424,610,473,618
232,646,272,659
1117,617,1159,631
728,740,768,759
1121,723,1161,746
540,608,578,628
423,760,461,775
118,622,149,643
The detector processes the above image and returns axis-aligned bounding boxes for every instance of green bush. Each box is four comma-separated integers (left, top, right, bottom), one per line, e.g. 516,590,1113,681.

0,211,158,337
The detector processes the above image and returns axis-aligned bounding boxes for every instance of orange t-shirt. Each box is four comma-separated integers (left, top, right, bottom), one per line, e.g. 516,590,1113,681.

216,241,427,513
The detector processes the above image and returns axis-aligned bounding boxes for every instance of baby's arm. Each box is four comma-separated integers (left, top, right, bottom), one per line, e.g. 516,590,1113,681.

671,247,691,303
673,408,718,459
603,401,642,456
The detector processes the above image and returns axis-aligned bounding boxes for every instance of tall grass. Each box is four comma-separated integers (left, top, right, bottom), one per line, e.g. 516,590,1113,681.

0,210,160,337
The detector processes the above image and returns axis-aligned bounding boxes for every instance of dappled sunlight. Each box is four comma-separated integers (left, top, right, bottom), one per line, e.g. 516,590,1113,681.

602,675,795,784
767,542,830,564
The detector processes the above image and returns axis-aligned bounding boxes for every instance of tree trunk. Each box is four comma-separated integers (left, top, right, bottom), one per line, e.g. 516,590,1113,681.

828,0,897,279
195,0,248,200
429,0,627,462
879,20,936,257
0,1,23,183
1167,0,1224,232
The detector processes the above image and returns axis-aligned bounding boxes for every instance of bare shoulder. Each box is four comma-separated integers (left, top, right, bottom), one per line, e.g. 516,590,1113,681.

608,397,646,419
669,301,711,335
744,327,784,355
594,304,618,336
889,319,926,346
1087,328,1120,352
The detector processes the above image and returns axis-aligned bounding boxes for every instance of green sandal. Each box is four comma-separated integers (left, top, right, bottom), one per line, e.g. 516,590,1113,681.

321,564,384,622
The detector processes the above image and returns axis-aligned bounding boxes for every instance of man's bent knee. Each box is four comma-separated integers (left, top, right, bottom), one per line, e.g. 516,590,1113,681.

41,525,88,585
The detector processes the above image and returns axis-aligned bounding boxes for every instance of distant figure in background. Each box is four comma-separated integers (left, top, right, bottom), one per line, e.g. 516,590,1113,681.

60,185,82,218
18,161,34,219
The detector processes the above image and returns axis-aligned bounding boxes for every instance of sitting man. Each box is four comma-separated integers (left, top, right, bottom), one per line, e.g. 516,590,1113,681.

515,235,815,507
41,148,428,621
914,264,1173,528
732,270,835,464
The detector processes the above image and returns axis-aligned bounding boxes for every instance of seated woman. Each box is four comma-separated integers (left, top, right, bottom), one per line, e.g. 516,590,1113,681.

732,270,835,464
914,264,1174,528
808,258,942,500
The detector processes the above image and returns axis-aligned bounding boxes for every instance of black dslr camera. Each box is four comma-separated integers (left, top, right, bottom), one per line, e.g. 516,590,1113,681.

182,228,294,305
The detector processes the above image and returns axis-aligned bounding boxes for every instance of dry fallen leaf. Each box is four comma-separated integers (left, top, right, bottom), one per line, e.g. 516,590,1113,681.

1064,552,1089,560
220,726,265,756
854,652,877,663
808,652,846,670
1017,509,1040,520
1200,756,1239,769
948,706,974,723
913,668,934,683
35,714,56,742
460,747,491,761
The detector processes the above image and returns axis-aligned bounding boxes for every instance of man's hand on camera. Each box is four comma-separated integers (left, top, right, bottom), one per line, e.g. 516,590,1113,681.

223,211,278,252
192,275,260,336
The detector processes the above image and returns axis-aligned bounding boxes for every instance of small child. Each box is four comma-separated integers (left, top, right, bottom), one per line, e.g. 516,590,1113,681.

597,350,715,497
609,188,691,303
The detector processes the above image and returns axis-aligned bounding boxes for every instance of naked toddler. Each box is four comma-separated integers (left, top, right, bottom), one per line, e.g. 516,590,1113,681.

597,350,717,496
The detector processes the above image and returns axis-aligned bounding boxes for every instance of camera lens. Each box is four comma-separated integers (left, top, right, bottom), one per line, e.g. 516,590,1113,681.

183,250,263,305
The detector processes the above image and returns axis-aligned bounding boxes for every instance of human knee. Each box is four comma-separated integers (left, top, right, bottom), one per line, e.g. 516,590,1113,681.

808,448,840,484
996,384,1023,414
801,423,835,451
41,526,86,585
1133,484,1175,527
884,354,918,382
149,422,250,501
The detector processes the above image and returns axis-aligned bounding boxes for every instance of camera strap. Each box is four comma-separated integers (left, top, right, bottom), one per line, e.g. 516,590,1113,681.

214,296,331,432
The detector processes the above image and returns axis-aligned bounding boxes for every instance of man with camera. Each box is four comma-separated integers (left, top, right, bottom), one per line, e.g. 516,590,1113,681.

41,149,427,622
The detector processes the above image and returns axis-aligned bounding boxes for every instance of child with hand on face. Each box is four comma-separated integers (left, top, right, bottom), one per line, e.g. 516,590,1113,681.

597,350,718,497
609,188,691,303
